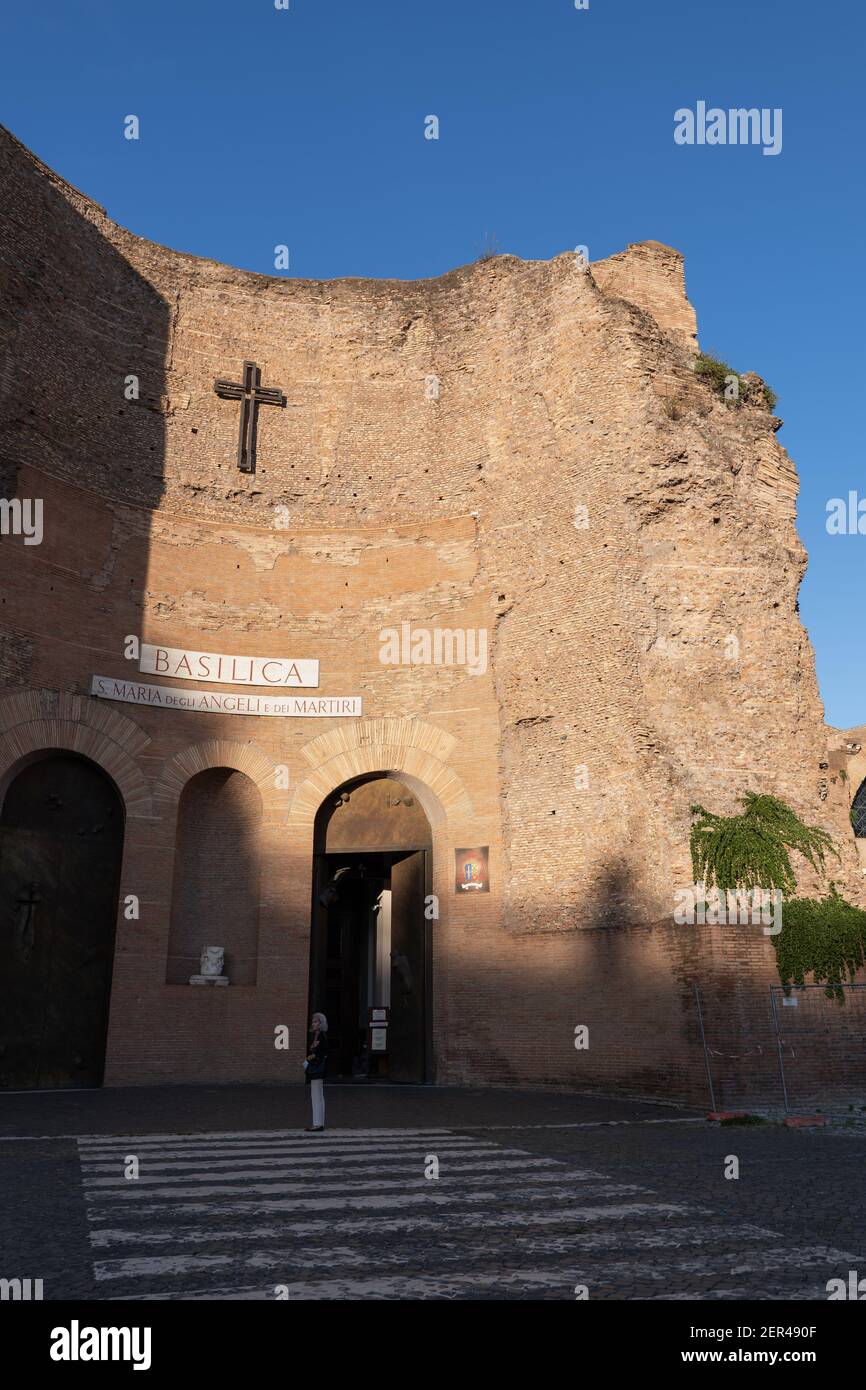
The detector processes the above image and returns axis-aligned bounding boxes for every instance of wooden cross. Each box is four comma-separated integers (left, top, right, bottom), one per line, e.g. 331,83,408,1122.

213,360,286,473
15,882,41,961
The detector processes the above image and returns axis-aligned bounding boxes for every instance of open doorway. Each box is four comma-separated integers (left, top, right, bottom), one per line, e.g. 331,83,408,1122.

308,774,432,1083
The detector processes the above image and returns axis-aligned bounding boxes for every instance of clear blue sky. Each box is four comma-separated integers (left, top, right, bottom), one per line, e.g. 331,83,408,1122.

3,0,864,725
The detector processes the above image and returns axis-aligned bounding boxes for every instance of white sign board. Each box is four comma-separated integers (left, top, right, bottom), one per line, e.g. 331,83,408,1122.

140,644,319,688
91,675,361,718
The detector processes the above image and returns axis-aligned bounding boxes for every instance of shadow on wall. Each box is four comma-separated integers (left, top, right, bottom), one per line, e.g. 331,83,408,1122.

0,126,171,1087
0,123,171,705
449,852,866,1108
584,857,637,931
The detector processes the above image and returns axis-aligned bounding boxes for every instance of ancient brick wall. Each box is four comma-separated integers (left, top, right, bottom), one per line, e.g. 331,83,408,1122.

1,123,861,1098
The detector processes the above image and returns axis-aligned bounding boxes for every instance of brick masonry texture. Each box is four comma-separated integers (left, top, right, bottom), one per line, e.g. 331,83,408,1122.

1,125,863,1100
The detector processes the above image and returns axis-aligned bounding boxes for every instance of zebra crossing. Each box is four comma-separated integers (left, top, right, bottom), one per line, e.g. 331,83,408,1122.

77,1127,859,1300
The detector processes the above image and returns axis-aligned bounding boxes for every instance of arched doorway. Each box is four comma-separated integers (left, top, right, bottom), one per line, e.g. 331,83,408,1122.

309,774,433,1083
0,753,124,1089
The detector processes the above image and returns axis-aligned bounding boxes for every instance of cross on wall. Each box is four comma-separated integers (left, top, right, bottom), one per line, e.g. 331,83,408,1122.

213,360,286,473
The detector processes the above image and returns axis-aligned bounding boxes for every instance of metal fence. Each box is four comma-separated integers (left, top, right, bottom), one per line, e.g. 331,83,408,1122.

769,983,866,1116
693,981,866,1116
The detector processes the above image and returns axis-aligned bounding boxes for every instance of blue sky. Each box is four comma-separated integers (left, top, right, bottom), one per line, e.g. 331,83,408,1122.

2,0,864,725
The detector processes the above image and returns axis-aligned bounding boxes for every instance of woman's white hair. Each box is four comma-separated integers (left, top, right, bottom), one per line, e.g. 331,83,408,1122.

311,1012,329,1032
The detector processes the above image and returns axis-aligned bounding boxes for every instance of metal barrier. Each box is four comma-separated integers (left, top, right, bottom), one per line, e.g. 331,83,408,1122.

769,983,866,1116
693,981,866,1114
691,980,779,1112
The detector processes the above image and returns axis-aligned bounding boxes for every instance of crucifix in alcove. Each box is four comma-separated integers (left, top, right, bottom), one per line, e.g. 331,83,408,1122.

15,883,41,962
213,360,286,473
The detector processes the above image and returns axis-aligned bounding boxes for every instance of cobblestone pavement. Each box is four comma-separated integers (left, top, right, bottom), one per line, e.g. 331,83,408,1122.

1,1086,864,1301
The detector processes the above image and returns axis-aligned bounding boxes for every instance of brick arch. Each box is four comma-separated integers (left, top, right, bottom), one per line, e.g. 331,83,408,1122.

289,716,473,832
153,738,284,817
0,689,151,818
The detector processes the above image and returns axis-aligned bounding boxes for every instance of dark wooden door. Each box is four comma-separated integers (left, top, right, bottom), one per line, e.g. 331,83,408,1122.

324,895,363,1078
0,755,124,1089
314,862,385,1078
389,849,427,1083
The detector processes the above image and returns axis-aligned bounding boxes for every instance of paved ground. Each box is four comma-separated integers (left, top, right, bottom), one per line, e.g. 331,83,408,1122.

1,1085,864,1300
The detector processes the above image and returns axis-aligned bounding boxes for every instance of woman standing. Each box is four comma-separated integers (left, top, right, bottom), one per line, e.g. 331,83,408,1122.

304,1012,328,1132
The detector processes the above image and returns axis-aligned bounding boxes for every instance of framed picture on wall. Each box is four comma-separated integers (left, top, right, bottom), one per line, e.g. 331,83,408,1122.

455,846,490,893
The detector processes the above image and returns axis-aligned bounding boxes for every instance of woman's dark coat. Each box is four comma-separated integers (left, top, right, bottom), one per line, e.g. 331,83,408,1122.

305,1030,328,1084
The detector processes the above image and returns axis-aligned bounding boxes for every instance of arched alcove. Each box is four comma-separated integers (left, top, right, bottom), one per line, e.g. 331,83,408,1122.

166,767,262,985
851,776,866,838
0,751,125,1088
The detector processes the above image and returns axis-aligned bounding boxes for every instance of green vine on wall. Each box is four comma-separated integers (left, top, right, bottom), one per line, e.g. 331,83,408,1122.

773,886,866,999
689,793,866,998
689,792,837,895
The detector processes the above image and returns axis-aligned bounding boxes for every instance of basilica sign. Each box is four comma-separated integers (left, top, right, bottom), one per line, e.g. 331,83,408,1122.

139,644,319,688
91,675,361,718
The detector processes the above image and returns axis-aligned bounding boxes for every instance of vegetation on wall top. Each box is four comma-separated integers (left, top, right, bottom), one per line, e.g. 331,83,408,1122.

693,352,778,412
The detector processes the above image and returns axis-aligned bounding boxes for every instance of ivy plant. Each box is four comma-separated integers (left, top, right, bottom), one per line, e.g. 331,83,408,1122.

773,887,866,1000
689,792,837,896
688,794,866,998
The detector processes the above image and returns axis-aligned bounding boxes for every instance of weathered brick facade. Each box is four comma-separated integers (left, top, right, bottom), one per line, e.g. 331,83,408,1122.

1,125,862,1101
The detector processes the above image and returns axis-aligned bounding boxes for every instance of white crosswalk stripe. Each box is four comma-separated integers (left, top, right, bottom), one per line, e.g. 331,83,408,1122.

77,1128,861,1300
